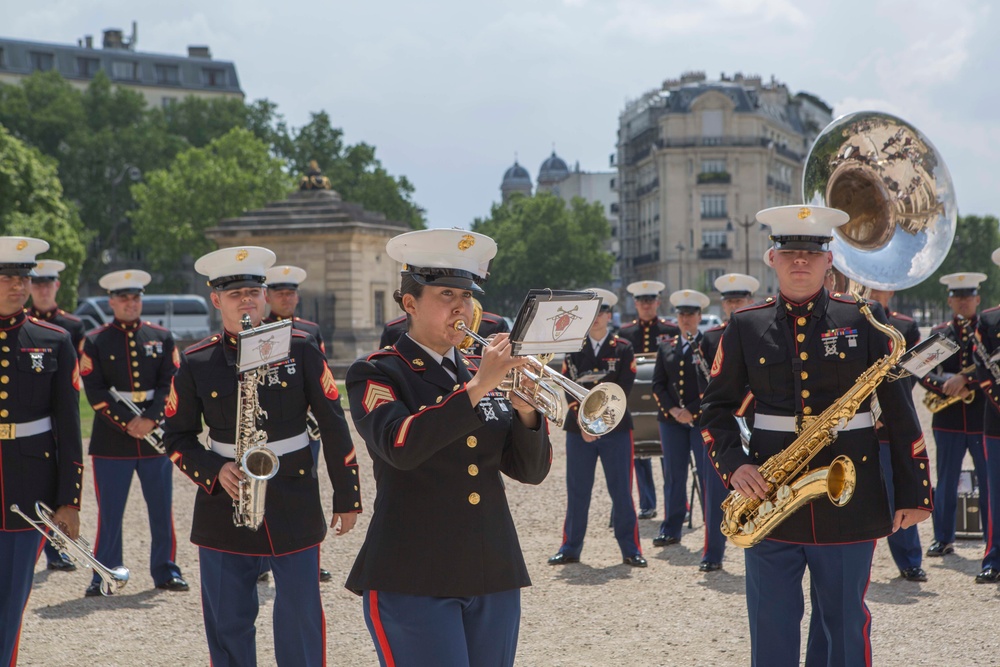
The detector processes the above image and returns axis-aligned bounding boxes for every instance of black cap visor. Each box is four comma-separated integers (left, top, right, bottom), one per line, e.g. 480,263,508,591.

209,274,267,291
949,288,979,297
404,266,484,294
721,290,752,299
0,262,36,277
675,306,702,315
771,235,833,252
266,283,299,291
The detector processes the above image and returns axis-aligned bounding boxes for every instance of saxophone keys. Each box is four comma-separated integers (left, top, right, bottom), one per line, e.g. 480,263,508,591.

759,500,775,517
775,485,792,505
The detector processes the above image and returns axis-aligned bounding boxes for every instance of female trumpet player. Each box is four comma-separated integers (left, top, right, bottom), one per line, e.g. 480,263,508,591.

345,228,551,667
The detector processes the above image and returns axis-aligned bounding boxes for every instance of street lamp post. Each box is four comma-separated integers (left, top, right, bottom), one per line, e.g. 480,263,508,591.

102,164,143,265
675,243,685,289
731,214,754,275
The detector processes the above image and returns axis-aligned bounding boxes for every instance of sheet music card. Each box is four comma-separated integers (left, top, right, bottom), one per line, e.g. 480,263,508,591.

509,289,602,356
237,319,293,373
898,334,959,379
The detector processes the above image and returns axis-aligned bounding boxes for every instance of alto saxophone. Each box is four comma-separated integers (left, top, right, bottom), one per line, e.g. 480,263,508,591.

720,298,906,548
233,315,280,530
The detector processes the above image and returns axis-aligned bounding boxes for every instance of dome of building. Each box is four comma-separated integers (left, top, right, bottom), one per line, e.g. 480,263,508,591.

538,151,570,185
501,161,532,191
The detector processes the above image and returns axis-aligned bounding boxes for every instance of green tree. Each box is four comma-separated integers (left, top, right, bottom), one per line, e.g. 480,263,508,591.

470,192,613,315
130,128,293,290
0,125,87,307
896,214,1000,324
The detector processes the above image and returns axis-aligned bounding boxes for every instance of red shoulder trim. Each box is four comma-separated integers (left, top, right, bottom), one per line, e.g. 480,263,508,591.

828,292,859,304
619,320,638,329
982,305,1000,315
142,321,171,332
930,321,949,332
385,315,407,326
291,331,307,339
31,319,71,335
480,315,501,324
891,312,915,321
86,323,112,339
295,316,319,327
705,323,727,334
737,298,776,313
184,334,222,354
364,348,401,362
58,310,83,322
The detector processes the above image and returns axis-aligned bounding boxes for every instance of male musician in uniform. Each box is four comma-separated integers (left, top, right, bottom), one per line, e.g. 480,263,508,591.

262,264,332,583
650,289,727,571
919,274,990,561
870,288,929,581
163,246,361,666
0,237,83,665
703,273,760,364
27,258,86,572
548,288,645,567
973,252,1000,583
79,270,187,596
700,206,931,666
619,280,678,519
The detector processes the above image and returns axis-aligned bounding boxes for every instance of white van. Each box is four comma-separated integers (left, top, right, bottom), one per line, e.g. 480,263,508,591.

75,294,211,340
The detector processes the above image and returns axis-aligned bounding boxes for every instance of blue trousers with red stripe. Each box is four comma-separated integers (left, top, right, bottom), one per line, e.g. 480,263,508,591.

658,421,727,563
981,437,1000,570
91,456,182,587
363,589,520,667
199,546,325,666
878,442,923,569
556,429,641,559
931,430,989,543
634,457,657,511
0,531,43,666
745,540,876,667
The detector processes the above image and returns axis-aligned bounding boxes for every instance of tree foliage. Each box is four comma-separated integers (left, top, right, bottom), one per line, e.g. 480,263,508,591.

130,128,294,290
470,192,613,315
0,125,87,308
896,214,1000,324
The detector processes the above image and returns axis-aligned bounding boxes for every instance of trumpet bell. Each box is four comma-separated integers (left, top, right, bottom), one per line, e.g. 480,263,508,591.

804,111,956,290
579,383,627,436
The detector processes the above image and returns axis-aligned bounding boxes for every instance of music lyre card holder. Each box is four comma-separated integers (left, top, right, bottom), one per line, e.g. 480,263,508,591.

236,319,293,373
898,334,959,379
508,289,603,357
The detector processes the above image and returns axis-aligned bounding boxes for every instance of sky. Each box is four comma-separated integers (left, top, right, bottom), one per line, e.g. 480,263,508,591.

3,0,998,229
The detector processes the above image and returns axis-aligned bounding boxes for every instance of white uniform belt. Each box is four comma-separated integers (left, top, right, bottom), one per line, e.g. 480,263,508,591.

753,412,873,433
115,387,156,402
209,431,309,459
0,417,53,440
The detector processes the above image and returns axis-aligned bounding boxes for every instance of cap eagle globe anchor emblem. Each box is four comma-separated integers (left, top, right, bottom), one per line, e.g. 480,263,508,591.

458,235,476,251
15,240,27,251
236,249,249,262
547,305,581,340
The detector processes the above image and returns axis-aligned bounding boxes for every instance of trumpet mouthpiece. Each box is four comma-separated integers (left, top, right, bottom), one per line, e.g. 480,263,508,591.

454,320,468,331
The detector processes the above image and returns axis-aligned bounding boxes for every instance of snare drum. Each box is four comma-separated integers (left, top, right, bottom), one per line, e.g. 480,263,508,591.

629,353,662,458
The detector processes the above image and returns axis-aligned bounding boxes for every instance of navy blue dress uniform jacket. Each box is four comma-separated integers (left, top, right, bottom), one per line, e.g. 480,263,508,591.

379,311,510,353
876,311,921,440
699,290,932,544
0,311,84,530
80,320,178,458
618,317,680,355
974,307,1000,436
345,334,552,597
560,334,635,435
921,316,987,434
162,330,361,555
28,307,86,349
264,314,325,356
652,333,710,425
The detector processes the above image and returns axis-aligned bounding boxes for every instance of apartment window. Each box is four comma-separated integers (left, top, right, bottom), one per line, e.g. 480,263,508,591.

701,194,727,218
701,160,726,173
111,60,138,80
77,57,100,78
29,51,54,72
702,230,727,248
161,97,177,108
201,67,227,87
705,268,725,286
155,64,180,85
374,291,386,328
701,109,723,144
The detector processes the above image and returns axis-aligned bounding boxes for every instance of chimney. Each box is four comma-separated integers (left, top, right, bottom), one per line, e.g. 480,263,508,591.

85,35,93,49
103,29,124,49
187,46,212,59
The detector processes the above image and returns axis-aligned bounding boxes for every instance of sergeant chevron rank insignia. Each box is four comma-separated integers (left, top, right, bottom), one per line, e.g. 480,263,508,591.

363,380,395,413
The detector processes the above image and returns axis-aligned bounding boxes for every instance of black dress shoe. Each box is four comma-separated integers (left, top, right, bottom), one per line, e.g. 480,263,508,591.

900,567,927,582
257,572,270,583
699,561,723,572
47,554,77,572
652,533,679,547
547,553,580,565
622,555,647,567
975,567,1000,583
926,540,954,557
637,508,657,520
156,576,190,592
84,581,103,597
319,568,332,583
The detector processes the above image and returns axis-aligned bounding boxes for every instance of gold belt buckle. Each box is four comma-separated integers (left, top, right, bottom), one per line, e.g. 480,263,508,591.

0,423,14,439
132,391,147,403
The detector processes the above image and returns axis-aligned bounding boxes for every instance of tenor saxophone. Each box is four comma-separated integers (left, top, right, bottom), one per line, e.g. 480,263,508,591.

720,298,906,548
233,316,280,530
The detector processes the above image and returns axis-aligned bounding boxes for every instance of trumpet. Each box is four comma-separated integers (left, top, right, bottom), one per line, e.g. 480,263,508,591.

109,387,166,454
11,501,129,596
454,321,627,436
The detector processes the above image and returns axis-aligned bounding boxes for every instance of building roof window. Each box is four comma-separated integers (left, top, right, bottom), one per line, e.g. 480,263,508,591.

201,67,227,87
111,60,138,81
77,57,100,78
29,51,54,72
155,64,180,85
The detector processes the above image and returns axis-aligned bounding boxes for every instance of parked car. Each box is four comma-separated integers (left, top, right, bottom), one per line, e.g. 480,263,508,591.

75,294,211,341
698,314,723,332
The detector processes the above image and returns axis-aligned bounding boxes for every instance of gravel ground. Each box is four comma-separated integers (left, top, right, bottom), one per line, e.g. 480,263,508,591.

18,391,1000,666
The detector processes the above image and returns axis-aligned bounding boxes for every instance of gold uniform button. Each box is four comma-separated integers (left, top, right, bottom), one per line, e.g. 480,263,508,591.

920,462,926,470
0,332,5,340
194,471,200,478
467,436,478,448
132,361,139,368
110,354,116,361
679,380,684,386
299,469,305,475
797,317,807,326
803,406,813,415
468,464,479,476
801,390,810,399
679,370,684,376
796,334,805,343
0,391,8,399
73,498,78,504
0,409,7,418
211,391,218,398
281,381,288,387
800,372,808,380
799,352,808,361
130,341,136,347
924,498,930,504
0,376,7,384
354,502,360,508
354,485,359,491
0,360,7,368
352,469,358,476
76,483,80,489
436,396,443,403
1,346,7,352
132,371,140,378
759,357,766,364
132,351,138,357
453,384,460,391
44,451,50,458
862,456,868,462
468,493,481,505
839,352,846,359
722,474,728,480
923,480,929,486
